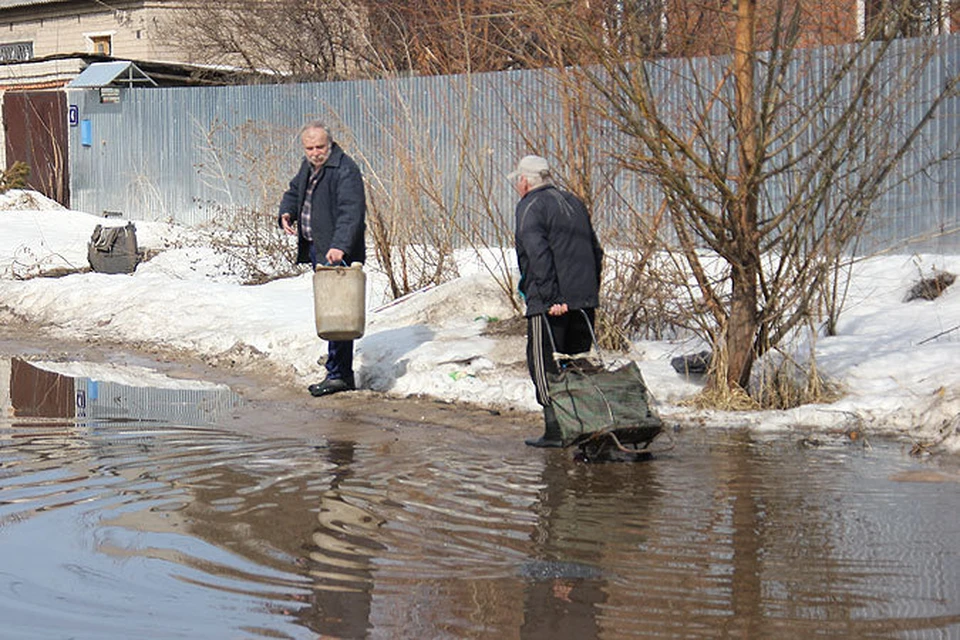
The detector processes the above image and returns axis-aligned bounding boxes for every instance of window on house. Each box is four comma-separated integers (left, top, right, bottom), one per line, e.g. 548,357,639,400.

91,35,112,55
0,41,33,62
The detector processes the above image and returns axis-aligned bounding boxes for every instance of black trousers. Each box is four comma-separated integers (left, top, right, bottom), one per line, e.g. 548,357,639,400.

526,308,596,406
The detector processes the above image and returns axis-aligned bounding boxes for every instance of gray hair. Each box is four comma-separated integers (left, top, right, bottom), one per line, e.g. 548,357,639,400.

509,155,552,187
525,171,552,189
299,120,333,142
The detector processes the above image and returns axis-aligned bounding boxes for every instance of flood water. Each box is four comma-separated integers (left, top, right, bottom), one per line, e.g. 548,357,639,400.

1,356,959,639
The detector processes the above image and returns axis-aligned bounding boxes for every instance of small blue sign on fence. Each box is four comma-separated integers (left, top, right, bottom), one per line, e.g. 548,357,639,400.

80,119,92,147
68,104,79,127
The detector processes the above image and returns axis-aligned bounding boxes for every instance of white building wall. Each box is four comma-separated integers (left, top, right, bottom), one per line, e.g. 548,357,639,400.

0,1,186,64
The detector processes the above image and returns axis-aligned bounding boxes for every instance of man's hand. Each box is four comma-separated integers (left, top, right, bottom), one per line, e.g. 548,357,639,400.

326,248,345,265
548,303,569,316
280,213,296,236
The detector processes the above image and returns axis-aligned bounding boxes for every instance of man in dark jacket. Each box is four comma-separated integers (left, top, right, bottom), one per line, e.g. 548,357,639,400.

279,121,366,397
511,154,604,447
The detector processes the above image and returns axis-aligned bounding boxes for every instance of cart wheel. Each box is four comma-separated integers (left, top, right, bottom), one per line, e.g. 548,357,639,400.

576,433,654,463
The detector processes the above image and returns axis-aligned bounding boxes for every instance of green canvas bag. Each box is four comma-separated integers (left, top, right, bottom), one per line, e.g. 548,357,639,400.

543,312,663,448
549,358,663,447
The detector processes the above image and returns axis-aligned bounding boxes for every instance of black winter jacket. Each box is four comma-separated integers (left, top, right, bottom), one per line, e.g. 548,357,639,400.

278,144,366,265
514,184,603,317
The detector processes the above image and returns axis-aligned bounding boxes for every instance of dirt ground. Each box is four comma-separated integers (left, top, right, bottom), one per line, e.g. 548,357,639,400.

0,321,542,446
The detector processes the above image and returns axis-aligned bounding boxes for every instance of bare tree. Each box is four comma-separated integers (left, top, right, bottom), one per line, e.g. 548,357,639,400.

359,0,673,75
161,0,377,81
556,0,960,394
163,0,671,78
192,119,303,283
360,0,524,74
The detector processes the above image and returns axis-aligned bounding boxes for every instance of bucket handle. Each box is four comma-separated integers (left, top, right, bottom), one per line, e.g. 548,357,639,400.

317,260,350,271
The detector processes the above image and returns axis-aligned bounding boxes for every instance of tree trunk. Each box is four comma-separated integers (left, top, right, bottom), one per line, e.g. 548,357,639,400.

727,258,759,389
725,0,761,391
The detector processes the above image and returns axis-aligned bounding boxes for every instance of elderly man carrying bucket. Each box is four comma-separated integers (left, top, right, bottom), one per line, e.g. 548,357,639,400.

279,121,367,397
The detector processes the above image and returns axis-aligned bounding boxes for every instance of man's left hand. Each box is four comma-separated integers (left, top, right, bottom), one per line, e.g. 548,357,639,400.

548,303,568,316
326,248,345,265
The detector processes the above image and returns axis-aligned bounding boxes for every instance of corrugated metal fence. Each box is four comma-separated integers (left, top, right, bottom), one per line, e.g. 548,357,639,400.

66,35,960,253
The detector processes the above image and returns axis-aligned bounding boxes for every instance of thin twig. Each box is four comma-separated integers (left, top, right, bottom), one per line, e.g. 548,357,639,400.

918,324,960,345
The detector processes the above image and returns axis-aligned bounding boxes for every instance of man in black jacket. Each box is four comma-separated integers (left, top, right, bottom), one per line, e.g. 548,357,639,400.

511,155,604,447
279,121,366,397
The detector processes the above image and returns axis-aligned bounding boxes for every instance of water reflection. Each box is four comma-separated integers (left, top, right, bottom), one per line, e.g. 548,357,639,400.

4,357,76,418
301,442,378,638
2,356,241,424
519,456,663,638
1,356,960,638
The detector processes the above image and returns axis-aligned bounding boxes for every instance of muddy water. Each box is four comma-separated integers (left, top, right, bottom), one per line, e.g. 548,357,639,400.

2,357,959,639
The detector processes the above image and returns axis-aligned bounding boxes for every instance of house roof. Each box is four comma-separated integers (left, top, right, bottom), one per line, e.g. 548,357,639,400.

66,60,157,88
0,53,277,90
0,0,67,8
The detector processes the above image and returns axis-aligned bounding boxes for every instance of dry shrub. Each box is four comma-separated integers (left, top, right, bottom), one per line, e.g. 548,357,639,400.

201,205,303,284
348,82,518,307
905,270,956,302
684,324,843,411
749,350,843,410
595,242,844,412
344,111,460,300
597,249,701,352
749,318,845,410
682,340,762,410
194,120,303,284
687,384,762,411
1,162,30,193
364,179,459,298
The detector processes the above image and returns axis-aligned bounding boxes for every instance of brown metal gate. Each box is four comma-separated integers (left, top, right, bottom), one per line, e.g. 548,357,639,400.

3,91,70,207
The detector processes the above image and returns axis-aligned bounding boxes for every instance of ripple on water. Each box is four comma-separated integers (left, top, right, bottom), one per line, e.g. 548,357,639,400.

2,357,960,638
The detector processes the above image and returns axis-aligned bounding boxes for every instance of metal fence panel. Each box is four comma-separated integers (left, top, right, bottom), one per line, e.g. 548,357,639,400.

66,35,960,253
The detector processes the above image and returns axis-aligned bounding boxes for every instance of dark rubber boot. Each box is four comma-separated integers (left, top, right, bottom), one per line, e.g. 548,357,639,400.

525,405,563,448
308,378,355,397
